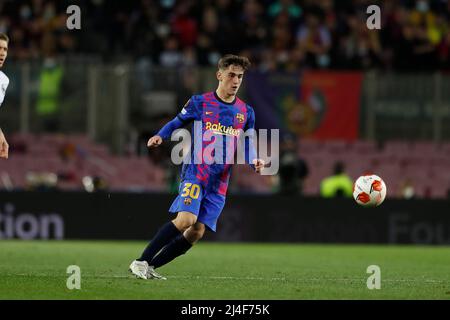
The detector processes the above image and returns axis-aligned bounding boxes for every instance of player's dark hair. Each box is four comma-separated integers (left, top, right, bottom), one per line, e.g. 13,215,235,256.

218,54,251,71
0,33,9,43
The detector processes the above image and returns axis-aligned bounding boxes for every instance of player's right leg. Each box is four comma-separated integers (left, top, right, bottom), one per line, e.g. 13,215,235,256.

131,181,204,279
129,214,192,280
148,222,205,273
137,211,198,262
147,191,225,275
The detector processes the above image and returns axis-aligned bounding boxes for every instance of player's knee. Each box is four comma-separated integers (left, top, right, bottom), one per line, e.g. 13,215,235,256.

184,224,205,244
192,228,205,241
185,230,203,244
173,219,193,231
173,212,197,231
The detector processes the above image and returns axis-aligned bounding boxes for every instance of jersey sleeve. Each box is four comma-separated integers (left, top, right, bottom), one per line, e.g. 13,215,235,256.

157,116,186,140
157,96,201,140
244,106,258,167
176,96,201,123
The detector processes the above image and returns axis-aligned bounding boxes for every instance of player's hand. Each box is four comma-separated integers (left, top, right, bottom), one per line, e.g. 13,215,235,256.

147,135,163,148
253,159,265,174
0,132,9,159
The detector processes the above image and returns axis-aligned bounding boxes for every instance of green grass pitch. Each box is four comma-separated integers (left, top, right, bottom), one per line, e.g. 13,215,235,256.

0,240,449,299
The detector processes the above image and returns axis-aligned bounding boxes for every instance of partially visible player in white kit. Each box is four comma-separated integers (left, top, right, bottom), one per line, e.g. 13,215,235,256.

0,33,10,159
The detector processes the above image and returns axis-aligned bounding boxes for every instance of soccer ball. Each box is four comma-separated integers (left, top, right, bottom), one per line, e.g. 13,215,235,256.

353,174,387,207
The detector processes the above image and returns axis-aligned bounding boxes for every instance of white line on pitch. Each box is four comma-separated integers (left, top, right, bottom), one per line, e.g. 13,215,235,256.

8,273,450,284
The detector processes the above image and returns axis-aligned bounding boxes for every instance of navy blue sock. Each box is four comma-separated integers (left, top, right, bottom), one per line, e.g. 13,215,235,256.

138,221,181,263
150,234,193,269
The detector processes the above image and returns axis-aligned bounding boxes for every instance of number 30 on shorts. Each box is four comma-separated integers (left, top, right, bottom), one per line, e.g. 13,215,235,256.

181,183,201,199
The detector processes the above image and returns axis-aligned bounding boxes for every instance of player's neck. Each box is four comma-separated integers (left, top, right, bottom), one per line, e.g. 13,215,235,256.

215,88,236,104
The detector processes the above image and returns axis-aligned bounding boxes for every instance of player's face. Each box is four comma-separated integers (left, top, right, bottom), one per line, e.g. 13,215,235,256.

217,65,244,97
0,40,8,68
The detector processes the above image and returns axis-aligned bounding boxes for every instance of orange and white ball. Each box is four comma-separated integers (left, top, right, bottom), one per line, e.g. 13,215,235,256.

353,174,387,207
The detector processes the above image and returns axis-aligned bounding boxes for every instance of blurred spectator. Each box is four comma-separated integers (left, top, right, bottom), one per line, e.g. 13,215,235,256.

320,161,353,198
26,171,58,191
195,6,220,65
240,0,267,53
399,178,415,199
82,175,108,192
396,23,436,71
296,9,332,68
171,1,198,48
36,55,64,132
268,0,302,20
278,134,309,195
159,35,183,67
336,12,382,69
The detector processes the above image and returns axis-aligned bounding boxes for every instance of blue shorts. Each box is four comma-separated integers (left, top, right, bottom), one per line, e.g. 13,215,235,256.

168,180,226,232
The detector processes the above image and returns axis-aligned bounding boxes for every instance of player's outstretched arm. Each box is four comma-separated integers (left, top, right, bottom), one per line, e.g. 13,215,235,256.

147,115,187,149
0,128,9,159
147,97,198,150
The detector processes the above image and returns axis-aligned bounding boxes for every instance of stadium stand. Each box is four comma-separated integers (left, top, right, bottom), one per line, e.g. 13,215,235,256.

1,0,450,199
1,133,167,192
1,0,450,71
299,139,450,199
1,134,449,199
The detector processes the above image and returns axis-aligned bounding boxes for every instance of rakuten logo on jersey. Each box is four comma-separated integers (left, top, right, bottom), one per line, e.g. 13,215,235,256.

0,203,64,240
205,122,240,136
170,121,280,175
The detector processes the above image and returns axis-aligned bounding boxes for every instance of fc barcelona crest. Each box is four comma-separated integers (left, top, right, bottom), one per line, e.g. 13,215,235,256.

236,113,245,123
184,198,192,205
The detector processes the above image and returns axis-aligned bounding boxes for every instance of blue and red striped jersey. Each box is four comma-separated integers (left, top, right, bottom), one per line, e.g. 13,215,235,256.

158,91,257,196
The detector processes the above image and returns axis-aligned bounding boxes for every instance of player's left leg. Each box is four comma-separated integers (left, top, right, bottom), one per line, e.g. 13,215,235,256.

132,180,204,279
148,222,205,271
148,191,225,273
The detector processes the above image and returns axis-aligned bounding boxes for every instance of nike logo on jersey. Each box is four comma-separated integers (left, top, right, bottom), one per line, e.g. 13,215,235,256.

205,111,214,115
